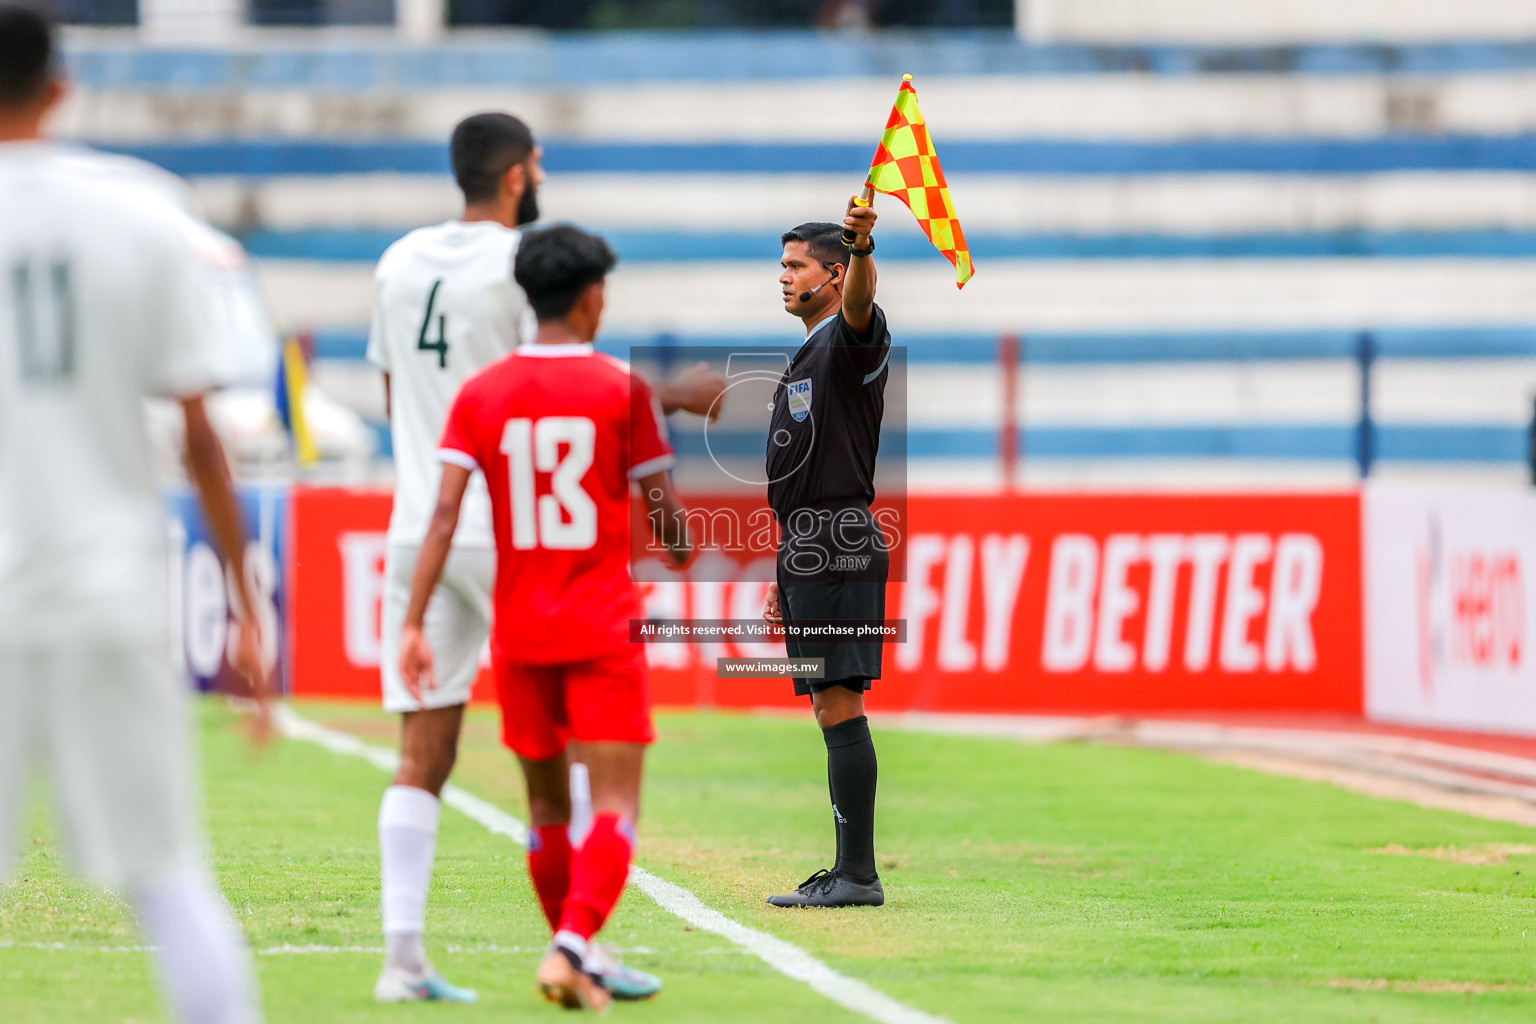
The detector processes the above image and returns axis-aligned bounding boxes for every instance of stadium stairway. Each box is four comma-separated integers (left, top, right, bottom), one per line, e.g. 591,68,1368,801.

57,31,1536,488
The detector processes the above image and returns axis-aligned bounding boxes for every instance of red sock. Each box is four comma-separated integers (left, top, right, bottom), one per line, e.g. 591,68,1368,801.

557,813,633,941
527,824,573,932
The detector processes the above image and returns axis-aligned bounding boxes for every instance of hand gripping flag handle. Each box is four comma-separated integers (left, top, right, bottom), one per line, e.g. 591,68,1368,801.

840,184,875,249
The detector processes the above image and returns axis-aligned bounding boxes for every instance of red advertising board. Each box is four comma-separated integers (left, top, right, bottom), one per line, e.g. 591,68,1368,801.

288,486,496,704
287,488,1362,714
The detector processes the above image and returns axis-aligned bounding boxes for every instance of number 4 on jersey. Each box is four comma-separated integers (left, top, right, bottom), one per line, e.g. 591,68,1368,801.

417,278,449,368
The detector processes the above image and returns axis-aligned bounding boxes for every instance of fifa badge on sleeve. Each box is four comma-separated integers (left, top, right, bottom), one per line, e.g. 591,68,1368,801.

787,379,813,422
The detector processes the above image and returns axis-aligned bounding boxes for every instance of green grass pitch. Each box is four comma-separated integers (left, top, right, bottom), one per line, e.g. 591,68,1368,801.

6,698,1536,1022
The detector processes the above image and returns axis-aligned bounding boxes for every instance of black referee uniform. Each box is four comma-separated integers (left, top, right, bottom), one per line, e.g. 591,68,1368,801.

768,305,892,694
762,219,888,909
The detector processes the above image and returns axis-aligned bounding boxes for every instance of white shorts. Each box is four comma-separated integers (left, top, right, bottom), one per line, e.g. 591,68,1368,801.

380,543,496,713
0,641,199,888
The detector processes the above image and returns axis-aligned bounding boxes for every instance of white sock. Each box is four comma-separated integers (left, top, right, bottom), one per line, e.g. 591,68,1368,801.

379,785,441,973
386,932,426,975
133,869,260,1024
567,762,593,847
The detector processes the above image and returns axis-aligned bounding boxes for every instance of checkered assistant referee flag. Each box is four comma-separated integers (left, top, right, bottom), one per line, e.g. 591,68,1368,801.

865,74,974,288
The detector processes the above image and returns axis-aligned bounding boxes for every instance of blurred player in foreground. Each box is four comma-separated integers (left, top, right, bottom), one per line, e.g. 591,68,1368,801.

0,6,269,1022
400,225,690,1011
368,112,720,1002
763,199,890,908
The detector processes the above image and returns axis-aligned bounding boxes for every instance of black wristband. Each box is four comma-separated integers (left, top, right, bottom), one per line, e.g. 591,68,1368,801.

848,237,875,256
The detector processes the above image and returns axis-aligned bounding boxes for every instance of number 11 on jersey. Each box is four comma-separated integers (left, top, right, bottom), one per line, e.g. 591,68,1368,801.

10,259,75,382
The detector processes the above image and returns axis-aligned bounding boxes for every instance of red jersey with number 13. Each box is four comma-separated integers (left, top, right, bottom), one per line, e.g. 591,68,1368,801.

438,342,675,663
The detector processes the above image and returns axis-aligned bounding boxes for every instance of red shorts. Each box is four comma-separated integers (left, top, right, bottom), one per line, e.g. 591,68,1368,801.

494,645,655,761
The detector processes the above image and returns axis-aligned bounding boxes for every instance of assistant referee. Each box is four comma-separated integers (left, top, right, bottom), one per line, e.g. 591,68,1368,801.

762,196,890,909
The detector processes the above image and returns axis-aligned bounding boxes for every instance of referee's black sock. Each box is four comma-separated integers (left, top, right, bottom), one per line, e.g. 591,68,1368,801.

826,757,844,870
823,714,878,884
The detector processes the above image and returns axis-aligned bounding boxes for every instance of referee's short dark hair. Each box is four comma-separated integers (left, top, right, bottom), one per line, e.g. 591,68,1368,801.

781,222,850,268
451,112,535,205
514,225,618,322
0,3,55,108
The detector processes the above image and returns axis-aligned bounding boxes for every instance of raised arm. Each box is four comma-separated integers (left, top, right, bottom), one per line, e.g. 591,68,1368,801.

399,462,472,696
840,193,879,338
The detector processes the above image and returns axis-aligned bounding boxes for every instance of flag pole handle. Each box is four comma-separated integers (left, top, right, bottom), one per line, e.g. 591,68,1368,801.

841,183,875,249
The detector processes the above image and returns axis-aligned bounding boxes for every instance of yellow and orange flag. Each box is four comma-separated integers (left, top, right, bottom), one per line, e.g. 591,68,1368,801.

864,74,973,288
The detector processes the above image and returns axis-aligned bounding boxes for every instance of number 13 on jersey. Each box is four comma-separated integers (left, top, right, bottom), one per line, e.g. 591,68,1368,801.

500,416,597,550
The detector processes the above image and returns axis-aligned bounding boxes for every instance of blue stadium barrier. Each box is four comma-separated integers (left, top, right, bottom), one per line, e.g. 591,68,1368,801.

313,326,1536,365
365,420,393,459
243,226,1536,264
340,326,1536,468
1372,326,1536,357
62,36,1536,88
1373,425,1530,462
105,135,1536,178
913,426,1357,459
664,424,1525,462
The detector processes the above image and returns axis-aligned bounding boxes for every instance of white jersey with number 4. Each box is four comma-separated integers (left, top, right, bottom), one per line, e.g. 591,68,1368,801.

367,220,532,549
0,142,224,647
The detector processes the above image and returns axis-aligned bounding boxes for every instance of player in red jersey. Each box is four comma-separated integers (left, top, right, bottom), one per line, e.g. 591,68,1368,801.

399,224,689,1011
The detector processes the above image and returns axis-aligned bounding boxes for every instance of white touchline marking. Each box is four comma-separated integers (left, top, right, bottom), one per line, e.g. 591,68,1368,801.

0,941,158,953
0,941,706,960
2,928,715,957
0,941,588,957
274,705,950,1024
256,944,383,955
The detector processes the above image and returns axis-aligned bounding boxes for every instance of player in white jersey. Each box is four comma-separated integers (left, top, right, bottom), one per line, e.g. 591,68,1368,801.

0,8,269,1023
367,112,724,1003
366,115,532,1002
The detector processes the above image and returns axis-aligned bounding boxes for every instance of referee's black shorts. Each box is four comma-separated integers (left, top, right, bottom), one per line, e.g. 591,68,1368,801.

776,554,888,697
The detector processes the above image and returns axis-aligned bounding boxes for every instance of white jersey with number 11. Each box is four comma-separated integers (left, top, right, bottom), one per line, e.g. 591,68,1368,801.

0,142,225,646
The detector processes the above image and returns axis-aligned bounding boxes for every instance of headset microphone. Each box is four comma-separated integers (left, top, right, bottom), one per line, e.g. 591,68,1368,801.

797,264,841,303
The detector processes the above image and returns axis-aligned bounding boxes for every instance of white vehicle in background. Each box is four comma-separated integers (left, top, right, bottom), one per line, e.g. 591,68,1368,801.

55,145,375,478
157,215,377,478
